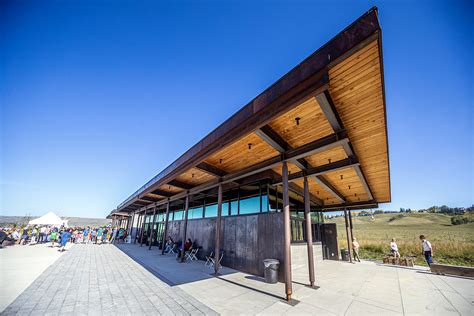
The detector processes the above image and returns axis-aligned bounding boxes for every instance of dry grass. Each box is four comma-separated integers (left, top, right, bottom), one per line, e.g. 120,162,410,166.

326,213,474,267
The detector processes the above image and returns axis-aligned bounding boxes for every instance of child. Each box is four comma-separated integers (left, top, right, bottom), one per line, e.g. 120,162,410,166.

420,235,433,266
390,238,400,258
50,230,58,247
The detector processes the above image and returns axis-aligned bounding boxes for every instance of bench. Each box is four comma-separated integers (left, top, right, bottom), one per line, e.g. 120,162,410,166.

430,263,474,278
383,256,414,267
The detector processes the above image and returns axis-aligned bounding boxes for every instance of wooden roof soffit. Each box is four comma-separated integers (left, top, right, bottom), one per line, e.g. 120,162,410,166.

256,124,346,203
315,90,374,201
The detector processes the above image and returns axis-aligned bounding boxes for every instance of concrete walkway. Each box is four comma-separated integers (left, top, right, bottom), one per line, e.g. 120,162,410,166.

0,243,69,312
118,243,474,315
1,244,216,315
2,242,473,315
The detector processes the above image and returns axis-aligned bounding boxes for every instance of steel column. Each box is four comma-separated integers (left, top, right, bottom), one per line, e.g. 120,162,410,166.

282,161,293,301
140,211,146,247
348,211,354,242
129,212,135,237
180,195,190,262
134,213,142,244
344,209,353,263
304,177,315,287
214,184,223,275
148,206,157,250
161,201,170,254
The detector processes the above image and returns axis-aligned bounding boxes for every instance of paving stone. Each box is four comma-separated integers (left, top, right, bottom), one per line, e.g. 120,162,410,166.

2,244,216,315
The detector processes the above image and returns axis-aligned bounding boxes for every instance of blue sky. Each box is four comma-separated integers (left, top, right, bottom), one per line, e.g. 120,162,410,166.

1,1,472,218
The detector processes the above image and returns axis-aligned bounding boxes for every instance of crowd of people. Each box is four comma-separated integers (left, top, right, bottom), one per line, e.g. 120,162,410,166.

351,234,434,266
0,225,129,251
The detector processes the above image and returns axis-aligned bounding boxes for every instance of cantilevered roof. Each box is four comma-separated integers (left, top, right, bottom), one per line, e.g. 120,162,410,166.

111,7,390,216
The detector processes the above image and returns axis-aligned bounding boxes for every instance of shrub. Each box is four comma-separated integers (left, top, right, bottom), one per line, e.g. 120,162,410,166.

451,216,472,225
388,214,404,222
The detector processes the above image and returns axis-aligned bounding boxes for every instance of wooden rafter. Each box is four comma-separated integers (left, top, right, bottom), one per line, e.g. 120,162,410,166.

315,90,374,201
256,123,345,203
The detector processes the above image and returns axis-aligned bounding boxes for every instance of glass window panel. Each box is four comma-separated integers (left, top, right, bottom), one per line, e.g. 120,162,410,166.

230,200,239,215
239,196,260,215
205,204,217,218
174,210,183,220
189,206,203,219
222,202,230,216
261,194,268,212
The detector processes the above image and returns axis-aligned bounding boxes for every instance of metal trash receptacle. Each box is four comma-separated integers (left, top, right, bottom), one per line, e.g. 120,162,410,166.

263,259,279,284
340,249,349,261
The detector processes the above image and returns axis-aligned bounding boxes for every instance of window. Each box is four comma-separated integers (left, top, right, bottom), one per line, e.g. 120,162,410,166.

205,204,217,218
230,200,239,215
261,194,268,212
189,206,203,219
239,196,260,215
157,213,164,222
222,202,230,216
173,210,183,221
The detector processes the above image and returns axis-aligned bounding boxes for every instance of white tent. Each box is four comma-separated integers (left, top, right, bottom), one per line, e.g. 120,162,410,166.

28,212,65,226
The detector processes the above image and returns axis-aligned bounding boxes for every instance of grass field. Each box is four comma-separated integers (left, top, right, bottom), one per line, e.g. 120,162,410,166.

326,212,474,267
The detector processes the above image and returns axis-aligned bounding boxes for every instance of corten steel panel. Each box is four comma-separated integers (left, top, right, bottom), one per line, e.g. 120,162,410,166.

321,223,339,260
164,213,286,278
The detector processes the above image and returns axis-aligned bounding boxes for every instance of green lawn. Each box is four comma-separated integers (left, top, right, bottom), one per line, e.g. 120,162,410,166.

326,212,474,267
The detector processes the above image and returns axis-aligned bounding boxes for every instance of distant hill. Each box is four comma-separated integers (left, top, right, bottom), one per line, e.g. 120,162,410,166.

0,215,110,227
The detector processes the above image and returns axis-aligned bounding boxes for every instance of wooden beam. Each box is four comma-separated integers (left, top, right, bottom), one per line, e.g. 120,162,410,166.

150,189,173,197
320,201,378,211
167,180,193,190
273,157,359,185
195,162,227,177
315,90,344,131
255,125,289,152
288,183,323,206
256,123,345,203
310,175,346,203
316,90,374,201
139,196,160,202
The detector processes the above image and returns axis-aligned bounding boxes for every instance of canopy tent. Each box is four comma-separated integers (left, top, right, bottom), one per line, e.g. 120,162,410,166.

28,212,66,226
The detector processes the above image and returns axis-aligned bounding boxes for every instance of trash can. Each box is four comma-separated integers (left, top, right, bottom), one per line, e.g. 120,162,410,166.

340,249,349,261
263,259,279,284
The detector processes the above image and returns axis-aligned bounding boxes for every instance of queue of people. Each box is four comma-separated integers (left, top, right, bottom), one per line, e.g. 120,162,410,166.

0,225,129,251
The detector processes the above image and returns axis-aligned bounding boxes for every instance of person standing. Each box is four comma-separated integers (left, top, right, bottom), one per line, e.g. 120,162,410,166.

50,229,58,247
352,237,361,262
390,238,400,258
83,227,89,244
58,229,72,252
110,228,117,244
419,235,433,266
97,227,103,245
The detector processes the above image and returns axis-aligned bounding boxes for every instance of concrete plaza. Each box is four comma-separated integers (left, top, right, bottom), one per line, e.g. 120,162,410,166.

0,242,68,312
1,242,473,315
